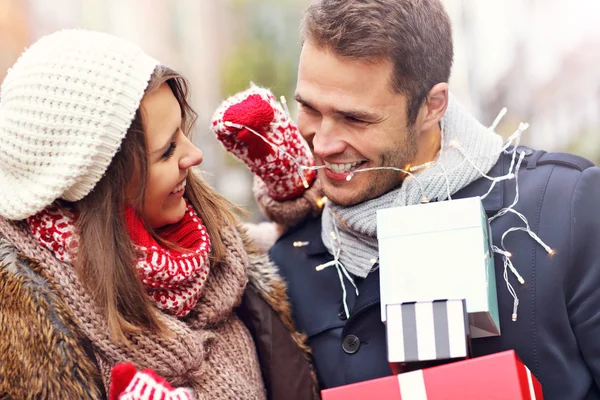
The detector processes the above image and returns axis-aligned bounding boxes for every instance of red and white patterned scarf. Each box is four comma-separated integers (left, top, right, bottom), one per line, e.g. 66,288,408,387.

27,201,211,317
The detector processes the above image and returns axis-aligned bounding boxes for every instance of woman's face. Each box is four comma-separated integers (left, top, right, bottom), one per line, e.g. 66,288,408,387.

136,82,203,228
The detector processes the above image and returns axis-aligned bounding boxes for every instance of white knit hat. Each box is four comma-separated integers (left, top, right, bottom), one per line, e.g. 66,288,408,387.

0,29,159,220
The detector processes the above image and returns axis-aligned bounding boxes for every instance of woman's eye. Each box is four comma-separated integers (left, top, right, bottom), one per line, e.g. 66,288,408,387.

162,142,177,160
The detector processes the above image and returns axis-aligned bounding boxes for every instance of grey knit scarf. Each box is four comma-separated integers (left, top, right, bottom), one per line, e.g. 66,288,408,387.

322,93,504,278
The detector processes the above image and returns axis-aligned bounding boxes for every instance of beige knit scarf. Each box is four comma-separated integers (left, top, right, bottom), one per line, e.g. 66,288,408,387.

0,216,267,400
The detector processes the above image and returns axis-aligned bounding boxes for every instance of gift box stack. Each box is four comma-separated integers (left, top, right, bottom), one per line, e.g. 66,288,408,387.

321,197,544,400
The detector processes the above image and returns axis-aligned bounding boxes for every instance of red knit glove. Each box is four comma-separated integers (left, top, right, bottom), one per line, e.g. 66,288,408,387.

110,363,194,400
211,84,316,201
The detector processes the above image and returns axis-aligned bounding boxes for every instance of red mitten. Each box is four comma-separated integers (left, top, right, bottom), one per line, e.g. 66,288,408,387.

212,84,316,201
110,363,194,400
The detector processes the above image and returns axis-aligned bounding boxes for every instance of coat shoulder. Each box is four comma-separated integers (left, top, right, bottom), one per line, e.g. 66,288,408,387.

513,146,595,172
0,238,104,399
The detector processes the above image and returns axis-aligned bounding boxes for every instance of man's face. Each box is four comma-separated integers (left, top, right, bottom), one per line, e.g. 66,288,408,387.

295,42,420,206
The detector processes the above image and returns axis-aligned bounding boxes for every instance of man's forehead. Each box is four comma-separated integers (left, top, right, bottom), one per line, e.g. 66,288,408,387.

298,45,399,102
295,75,405,116
300,45,391,78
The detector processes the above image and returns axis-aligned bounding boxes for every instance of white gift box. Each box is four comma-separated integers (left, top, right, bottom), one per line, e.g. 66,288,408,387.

377,197,500,338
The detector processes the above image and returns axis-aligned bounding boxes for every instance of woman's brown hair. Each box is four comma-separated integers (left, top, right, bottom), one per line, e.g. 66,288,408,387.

74,65,238,342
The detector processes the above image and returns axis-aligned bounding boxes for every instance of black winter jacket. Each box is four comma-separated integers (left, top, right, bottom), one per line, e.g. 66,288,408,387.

270,148,600,400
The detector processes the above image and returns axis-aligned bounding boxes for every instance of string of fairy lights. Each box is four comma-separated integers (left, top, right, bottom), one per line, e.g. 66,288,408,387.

223,96,556,322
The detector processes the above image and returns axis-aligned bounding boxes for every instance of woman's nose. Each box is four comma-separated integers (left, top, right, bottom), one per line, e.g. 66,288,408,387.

179,142,203,169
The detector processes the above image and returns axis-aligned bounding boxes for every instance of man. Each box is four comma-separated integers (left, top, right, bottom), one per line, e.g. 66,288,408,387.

212,1,600,398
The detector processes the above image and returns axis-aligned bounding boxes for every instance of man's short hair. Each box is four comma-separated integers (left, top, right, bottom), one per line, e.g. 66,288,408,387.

301,0,454,125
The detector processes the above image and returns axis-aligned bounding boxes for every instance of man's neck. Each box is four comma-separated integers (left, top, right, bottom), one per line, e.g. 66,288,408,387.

410,123,442,168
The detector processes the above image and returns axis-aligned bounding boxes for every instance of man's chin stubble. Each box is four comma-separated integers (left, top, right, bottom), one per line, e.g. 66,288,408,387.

323,182,394,207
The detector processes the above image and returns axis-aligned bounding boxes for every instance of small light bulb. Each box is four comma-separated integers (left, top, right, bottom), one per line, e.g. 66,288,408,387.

316,197,327,209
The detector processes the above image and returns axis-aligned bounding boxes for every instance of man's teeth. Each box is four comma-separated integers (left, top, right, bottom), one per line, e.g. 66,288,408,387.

324,161,363,174
172,180,187,193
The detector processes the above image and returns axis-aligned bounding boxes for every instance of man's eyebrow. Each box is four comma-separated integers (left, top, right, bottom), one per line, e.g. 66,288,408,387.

334,108,381,122
295,93,381,122
294,93,311,107
151,127,179,155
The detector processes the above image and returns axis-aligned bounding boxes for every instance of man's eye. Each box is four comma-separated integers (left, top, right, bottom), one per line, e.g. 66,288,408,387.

347,116,369,125
162,142,177,160
300,103,318,113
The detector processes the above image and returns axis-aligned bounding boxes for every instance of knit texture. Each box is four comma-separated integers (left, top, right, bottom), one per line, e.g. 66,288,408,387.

27,201,212,317
253,176,324,228
321,93,503,277
0,29,158,220
212,85,316,201
0,217,267,400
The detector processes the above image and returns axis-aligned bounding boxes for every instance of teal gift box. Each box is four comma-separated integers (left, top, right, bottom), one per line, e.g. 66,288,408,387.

377,197,500,338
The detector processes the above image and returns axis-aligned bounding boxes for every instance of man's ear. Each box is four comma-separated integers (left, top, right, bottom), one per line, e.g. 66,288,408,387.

418,83,448,133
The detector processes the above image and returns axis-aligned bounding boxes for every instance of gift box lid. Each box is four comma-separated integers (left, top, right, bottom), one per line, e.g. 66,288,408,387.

377,197,485,240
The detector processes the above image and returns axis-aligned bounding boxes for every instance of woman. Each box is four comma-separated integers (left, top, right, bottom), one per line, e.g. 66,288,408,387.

0,30,317,400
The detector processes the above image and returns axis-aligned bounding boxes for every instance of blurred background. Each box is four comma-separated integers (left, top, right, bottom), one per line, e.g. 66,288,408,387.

1,0,599,219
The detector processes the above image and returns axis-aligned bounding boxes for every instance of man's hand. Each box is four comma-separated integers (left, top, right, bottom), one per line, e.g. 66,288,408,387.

212,84,316,201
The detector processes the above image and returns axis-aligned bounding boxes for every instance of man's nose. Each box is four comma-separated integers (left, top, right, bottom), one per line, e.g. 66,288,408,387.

312,118,346,159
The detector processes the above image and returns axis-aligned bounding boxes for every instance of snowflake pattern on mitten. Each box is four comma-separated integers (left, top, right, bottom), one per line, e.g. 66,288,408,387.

212,85,316,201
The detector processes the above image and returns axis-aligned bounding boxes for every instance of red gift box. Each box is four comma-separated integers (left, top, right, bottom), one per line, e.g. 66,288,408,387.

321,350,543,400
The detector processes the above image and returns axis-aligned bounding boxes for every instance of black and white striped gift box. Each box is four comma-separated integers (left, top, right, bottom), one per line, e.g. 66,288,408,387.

386,299,470,363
